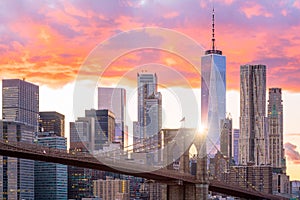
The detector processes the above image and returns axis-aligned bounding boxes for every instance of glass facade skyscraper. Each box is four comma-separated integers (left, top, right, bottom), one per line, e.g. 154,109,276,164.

69,114,104,199
85,109,115,150
201,48,226,148
39,111,65,137
69,117,94,200
98,87,127,148
137,73,162,140
201,9,226,150
0,121,35,200
70,117,95,152
1,79,39,200
2,79,39,130
34,132,67,200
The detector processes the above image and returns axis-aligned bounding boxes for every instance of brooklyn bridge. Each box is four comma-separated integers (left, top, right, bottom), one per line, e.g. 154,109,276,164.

0,130,287,200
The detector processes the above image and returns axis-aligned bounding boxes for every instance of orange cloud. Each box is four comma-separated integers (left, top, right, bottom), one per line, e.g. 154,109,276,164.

1,0,300,93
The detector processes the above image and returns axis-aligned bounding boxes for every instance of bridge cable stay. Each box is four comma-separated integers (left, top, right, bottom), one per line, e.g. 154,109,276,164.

0,139,284,199
91,131,183,158
0,134,268,196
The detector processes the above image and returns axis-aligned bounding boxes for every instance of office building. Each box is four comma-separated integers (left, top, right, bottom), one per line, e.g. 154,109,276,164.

233,129,240,165
68,115,104,199
145,92,162,138
268,88,286,171
2,79,39,129
201,9,226,148
1,79,39,200
0,121,35,200
98,88,127,148
133,121,140,149
68,166,94,200
70,117,95,152
85,109,115,150
272,173,290,195
239,64,267,165
220,116,232,162
93,177,130,200
291,181,300,198
69,117,94,199
35,132,67,200
268,88,290,196
137,73,162,140
39,111,65,137
227,165,273,194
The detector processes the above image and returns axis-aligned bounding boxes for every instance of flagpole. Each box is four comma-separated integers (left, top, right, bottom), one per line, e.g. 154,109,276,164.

180,117,186,128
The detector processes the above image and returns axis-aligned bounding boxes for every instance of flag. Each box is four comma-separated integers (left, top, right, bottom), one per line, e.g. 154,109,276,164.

180,117,185,122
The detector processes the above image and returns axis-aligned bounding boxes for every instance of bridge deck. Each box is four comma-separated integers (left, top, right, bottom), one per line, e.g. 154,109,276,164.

0,140,288,200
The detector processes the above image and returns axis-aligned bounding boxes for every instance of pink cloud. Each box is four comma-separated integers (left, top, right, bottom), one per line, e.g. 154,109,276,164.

293,1,300,9
241,2,273,18
0,0,300,92
284,142,300,164
163,11,180,19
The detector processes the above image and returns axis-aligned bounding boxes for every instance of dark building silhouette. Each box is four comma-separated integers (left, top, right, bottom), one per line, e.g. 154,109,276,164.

39,111,65,137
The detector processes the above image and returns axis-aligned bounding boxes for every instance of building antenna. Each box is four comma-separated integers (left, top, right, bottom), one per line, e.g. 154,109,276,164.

212,6,215,51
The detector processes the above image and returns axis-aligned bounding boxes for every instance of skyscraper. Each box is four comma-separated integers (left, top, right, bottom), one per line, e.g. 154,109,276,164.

35,132,67,200
201,9,226,148
2,79,39,129
39,111,65,137
70,117,95,152
239,64,267,165
0,121,35,200
68,165,94,199
220,116,232,162
133,121,140,150
268,88,286,171
137,73,162,139
1,79,39,200
98,87,127,148
69,116,96,199
85,109,115,150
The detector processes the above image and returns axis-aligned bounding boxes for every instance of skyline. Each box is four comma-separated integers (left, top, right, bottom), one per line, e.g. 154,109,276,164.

1,0,300,180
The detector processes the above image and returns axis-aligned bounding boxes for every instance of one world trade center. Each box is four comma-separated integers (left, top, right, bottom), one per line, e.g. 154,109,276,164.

201,8,226,151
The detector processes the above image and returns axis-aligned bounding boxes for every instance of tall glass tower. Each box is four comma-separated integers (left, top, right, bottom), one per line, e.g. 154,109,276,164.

35,132,67,200
1,79,39,200
137,73,162,140
98,87,127,148
201,9,226,148
2,79,39,130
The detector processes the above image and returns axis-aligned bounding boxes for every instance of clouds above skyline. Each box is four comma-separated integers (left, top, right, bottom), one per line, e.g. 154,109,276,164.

284,142,300,164
1,0,300,90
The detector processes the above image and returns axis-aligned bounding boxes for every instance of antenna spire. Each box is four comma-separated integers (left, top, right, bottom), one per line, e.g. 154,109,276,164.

212,7,215,51
205,5,222,55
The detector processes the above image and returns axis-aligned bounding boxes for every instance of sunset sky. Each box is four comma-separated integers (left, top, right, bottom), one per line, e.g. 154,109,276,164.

1,0,300,179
